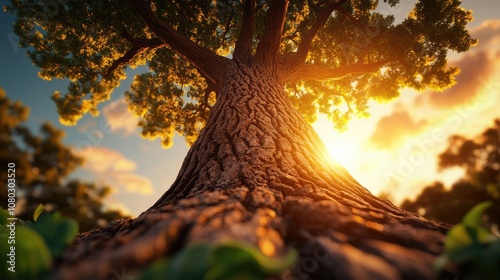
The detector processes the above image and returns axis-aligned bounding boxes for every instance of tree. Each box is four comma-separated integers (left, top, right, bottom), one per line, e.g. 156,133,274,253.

402,119,500,226
0,88,129,232
5,0,476,279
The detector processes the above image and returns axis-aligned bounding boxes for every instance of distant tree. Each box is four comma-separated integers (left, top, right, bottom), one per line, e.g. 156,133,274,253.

6,0,477,279
0,88,129,232
402,119,500,226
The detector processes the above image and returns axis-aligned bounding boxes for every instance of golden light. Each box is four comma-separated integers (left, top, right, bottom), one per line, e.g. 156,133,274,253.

313,117,363,171
323,135,362,172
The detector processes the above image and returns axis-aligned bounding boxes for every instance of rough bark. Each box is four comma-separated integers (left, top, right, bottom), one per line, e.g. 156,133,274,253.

233,0,256,63
55,64,449,280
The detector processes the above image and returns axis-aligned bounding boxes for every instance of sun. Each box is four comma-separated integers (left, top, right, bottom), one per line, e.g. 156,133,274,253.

326,141,351,165
323,136,361,171
312,117,362,171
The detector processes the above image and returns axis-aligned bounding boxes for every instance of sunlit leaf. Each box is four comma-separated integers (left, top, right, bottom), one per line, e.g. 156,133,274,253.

437,202,500,278
33,204,45,222
462,201,492,228
444,202,496,253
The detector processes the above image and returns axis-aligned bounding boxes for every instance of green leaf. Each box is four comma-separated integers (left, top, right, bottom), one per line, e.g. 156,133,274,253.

212,241,297,275
138,241,297,280
444,224,472,254
1,225,53,280
462,201,492,228
33,204,46,222
28,212,78,258
444,201,498,253
139,243,213,280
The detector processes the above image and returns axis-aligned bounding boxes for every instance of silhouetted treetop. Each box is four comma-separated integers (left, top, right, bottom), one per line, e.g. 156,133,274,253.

402,119,500,226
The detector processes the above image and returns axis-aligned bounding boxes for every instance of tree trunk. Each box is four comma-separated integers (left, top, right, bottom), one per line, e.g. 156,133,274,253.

55,65,449,280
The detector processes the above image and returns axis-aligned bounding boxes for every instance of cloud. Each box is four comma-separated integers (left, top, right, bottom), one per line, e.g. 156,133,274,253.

79,146,136,173
77,119,97,133
470,19,500,51
423,51,499,108
108,173,154,195
104,201,133,216
79,146,153,195
103,98,139,136
413,19,500,109
370,110,427,149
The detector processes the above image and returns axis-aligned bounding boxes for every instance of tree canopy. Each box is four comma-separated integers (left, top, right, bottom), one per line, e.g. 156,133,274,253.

5,0,476,147
0,88,129,231
402,119,500,226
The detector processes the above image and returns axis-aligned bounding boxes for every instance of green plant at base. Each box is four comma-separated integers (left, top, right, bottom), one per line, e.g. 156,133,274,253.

435,201,500,279
27,211,79,258
139,240,298,280
0,204,79,279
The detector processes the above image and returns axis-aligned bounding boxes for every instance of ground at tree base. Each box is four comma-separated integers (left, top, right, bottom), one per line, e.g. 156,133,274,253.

55,186,449,280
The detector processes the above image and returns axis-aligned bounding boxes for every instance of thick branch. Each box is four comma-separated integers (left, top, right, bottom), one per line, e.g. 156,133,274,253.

284,0,349,72
106,28,164,76
128,0,230,88
233,0,256,63
254,0,289,73
337,6,377,34
283,60,395,83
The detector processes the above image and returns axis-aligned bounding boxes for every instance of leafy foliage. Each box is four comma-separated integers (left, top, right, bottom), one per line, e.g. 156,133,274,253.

0,205,78,280
5,0,476,144
0,88,129,231
139,240,298,280
27,211,79,257
401,119,500,226
435,202,500,279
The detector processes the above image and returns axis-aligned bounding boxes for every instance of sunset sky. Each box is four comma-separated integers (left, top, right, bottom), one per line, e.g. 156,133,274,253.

1,0,499,217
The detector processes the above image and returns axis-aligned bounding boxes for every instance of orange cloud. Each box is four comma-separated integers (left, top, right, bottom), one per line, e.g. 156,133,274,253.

107,172,154,195
79,146,136,172
415,20,500,109
470,19,500,52
370,110,427,149
102,98,139,136
79,146,153,195
425,51,499,108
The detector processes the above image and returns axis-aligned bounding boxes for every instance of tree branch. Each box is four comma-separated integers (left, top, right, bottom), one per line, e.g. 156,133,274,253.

233,0,256,63
337,6,377,34
254,0,289,73
278,0,348,79
284,0,349,72
128,0,231,88
106,28,164,77
283,59,395,83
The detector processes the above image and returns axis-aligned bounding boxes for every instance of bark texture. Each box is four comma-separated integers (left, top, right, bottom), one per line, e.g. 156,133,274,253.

55,65,449,280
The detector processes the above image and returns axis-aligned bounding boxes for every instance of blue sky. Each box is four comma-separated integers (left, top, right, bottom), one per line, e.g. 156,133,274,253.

1,0,499,216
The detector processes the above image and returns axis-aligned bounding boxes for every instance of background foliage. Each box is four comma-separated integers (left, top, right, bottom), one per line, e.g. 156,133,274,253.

402,119,500,226
0,88,128,231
